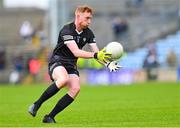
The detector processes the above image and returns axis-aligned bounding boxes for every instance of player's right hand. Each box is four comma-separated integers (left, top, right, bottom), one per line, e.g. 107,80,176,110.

94,48,112,63
105,61,122,72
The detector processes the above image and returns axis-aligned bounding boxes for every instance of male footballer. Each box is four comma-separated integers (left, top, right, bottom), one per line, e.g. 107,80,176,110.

28,5,121,123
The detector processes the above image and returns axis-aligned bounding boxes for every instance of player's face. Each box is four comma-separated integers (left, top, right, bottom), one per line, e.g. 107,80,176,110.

79,12,92,29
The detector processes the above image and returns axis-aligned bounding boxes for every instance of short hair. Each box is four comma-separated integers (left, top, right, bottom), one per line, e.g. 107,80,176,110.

75,5,93,15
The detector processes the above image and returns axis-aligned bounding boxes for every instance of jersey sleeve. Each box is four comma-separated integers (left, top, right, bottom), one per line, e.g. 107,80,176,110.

60,26,74,42
87,29,96,44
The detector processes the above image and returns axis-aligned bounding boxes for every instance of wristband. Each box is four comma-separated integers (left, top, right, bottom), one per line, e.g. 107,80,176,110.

94,53,97,59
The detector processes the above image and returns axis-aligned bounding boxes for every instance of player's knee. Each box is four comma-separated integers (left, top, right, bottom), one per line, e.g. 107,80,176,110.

70,86,80,95
55,77,69,89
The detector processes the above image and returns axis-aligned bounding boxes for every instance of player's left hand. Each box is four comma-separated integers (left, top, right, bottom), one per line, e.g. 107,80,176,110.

105,61,122,72
94,48,112,63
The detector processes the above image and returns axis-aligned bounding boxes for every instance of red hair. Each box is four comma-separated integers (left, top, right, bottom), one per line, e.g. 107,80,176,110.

75,5,93,15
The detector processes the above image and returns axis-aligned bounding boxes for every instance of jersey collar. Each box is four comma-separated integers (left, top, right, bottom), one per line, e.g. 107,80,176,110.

75,29,83,35
73,21,83,35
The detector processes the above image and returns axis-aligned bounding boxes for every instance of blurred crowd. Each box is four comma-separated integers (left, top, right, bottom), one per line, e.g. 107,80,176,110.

19,20,47,47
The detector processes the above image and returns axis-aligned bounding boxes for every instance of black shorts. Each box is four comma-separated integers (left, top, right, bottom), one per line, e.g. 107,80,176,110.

48,61,79,81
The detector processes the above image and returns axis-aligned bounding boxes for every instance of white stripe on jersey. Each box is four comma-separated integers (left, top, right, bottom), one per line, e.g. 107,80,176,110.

88,43,96,45
64,40,75,44
63,35,73,41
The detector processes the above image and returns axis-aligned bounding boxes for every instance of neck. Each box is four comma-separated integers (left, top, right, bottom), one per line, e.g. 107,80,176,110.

75,20,82,32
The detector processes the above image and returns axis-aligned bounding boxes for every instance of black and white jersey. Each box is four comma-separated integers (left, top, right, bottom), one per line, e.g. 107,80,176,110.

49,22,96,64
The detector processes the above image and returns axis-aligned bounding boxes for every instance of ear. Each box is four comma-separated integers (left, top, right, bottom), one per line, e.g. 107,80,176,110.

76,13,82,20
75,12,80,18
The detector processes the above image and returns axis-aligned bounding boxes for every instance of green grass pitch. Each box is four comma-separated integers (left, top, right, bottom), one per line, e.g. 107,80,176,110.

0,82,180,127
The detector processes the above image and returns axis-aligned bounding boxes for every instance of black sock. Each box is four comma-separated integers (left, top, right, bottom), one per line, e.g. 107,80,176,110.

34,83,59,109
48,94,74,118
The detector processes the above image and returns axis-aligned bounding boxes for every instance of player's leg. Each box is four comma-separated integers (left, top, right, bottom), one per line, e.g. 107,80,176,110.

28,66,69,117
43,74,80,123
66,74,80,98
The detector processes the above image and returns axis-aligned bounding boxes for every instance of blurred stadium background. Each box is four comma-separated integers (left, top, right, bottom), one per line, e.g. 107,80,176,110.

0,0,180,84
0,0,180,126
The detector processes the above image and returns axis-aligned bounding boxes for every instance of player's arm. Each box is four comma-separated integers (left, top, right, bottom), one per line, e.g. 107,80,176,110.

66,40,95,58
62,26,110,62
66,40,111,62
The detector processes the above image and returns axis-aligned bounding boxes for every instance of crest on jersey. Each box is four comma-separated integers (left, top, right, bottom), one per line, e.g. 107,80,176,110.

83,38,86,42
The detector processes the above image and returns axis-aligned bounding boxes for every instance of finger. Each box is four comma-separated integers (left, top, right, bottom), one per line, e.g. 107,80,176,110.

105,53,112,56
104,58,111,62
105,57,113,62
115,68,119,70
103,59,108,64
101,48,106,52
106,57,112,61
104,60,111,64
103,57,111,62
104,56,112,60
117,66,122,68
